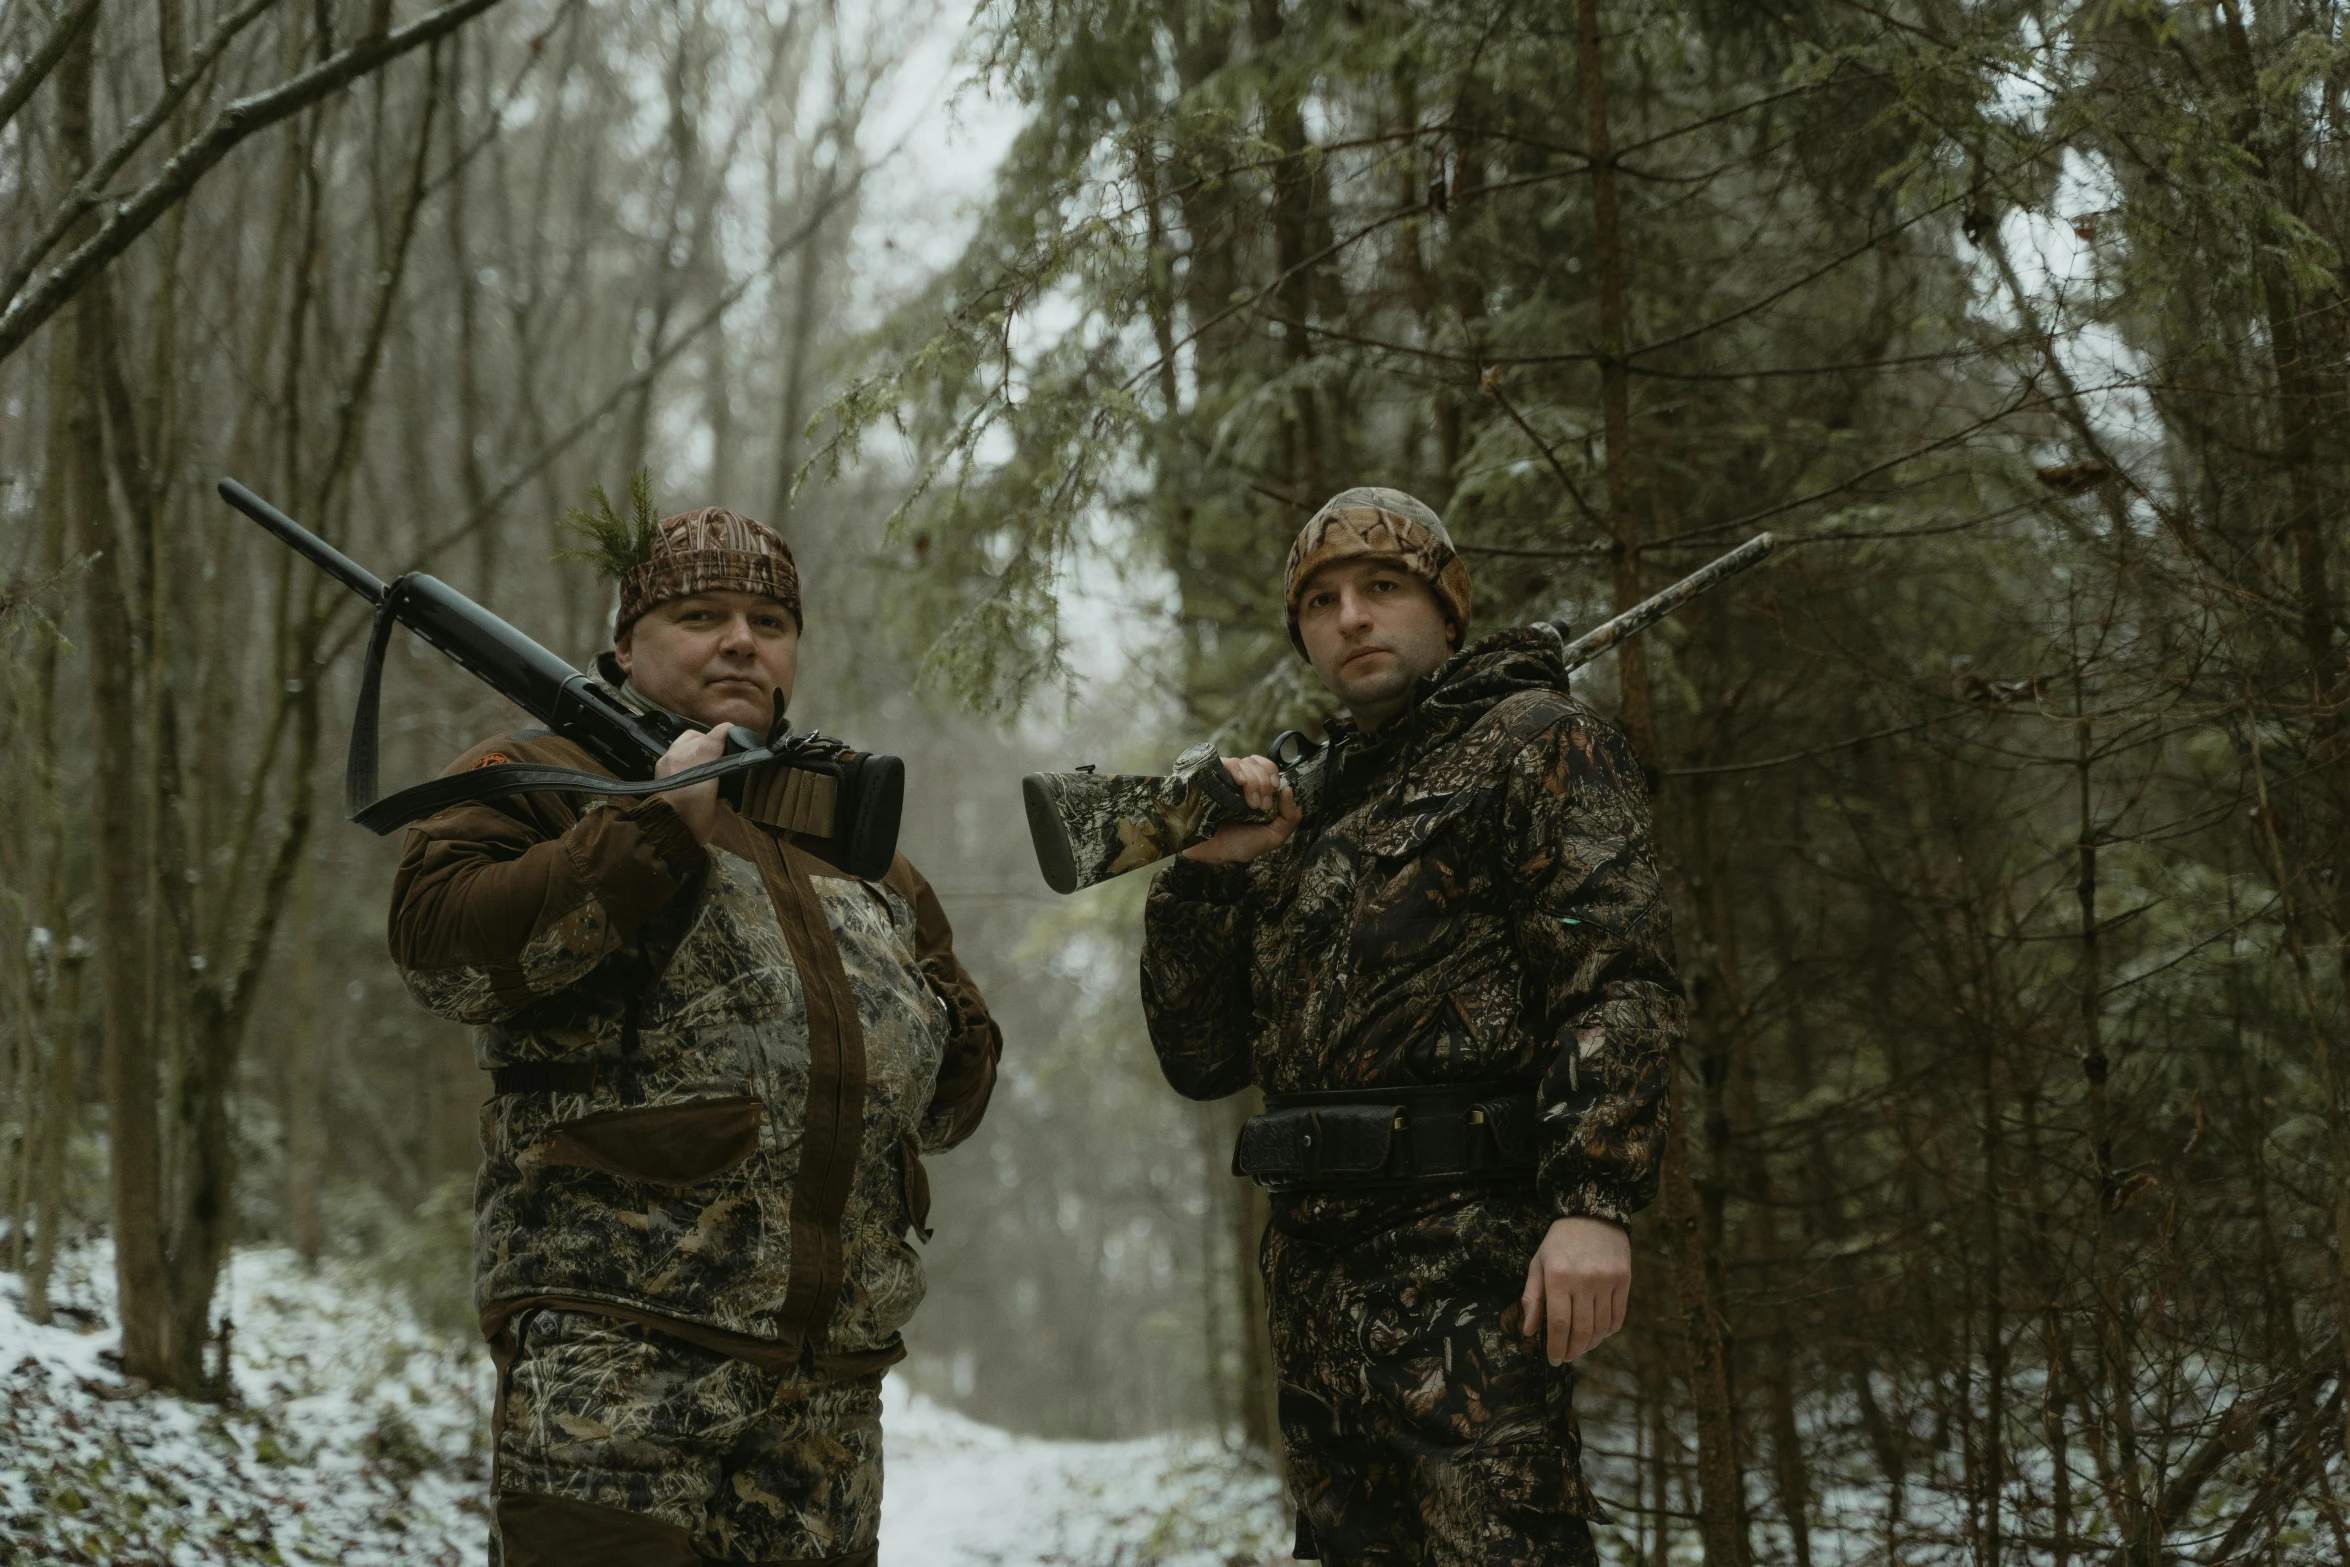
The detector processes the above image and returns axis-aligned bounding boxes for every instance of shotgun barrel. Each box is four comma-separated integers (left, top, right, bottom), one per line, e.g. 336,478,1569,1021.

219,478,388,603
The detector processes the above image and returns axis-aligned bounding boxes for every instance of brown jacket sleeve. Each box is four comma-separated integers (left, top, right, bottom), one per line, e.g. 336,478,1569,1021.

883,855,1002,1151
388,733,706,1024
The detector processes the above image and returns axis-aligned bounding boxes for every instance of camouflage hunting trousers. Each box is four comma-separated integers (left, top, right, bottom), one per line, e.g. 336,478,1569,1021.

1267,1195,1601,1566
493,1309,882,1566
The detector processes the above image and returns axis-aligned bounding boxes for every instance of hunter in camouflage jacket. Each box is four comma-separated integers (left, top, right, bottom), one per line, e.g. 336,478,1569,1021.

1141,626,1684,1545
388,728,1000,1378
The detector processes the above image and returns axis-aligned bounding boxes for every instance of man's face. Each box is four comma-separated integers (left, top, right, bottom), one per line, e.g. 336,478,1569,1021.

614,590,800,734
1296,557,1457,731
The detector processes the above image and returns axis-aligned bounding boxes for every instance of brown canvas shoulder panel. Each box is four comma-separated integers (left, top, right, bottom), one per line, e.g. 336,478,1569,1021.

390,731,703,973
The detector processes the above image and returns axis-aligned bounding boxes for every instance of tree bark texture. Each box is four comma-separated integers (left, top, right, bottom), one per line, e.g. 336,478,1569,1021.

1577,2,1745,1559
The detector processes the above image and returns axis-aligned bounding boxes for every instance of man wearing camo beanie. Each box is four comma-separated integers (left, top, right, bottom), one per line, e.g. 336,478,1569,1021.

1140,485,1685,1565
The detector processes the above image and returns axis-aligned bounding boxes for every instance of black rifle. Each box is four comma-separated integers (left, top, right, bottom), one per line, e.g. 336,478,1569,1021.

221,479,903,880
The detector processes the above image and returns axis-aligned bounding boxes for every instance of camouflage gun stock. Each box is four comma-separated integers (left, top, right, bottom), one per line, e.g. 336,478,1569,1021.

1022,531,1775,894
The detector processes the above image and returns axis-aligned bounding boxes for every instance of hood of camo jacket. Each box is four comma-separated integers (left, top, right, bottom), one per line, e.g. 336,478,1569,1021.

1137,625,1686,1237
386,728,1000,1370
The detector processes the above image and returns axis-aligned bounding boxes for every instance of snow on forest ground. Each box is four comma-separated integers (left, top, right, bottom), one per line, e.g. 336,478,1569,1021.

0,1244,1289,1566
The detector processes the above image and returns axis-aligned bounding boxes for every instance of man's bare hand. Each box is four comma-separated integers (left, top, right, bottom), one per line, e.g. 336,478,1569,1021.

1182,755,1301,865
654,726,728,842
1519,1217,1631,1366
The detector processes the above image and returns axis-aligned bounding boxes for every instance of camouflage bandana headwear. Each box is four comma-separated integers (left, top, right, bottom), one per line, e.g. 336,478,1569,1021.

1282,486,1472,656
616,508,802,636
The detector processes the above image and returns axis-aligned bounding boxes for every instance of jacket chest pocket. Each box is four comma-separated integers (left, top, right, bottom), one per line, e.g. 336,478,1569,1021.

1345,785,1497,966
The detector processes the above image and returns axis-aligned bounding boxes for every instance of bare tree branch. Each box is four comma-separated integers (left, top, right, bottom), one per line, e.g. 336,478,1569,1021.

0,0,509,364
0,0,283,314
0,0,102,139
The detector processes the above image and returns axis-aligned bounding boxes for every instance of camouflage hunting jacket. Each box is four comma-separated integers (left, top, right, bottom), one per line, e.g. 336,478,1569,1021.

1141,628,1683,1235
387,729,1000,1375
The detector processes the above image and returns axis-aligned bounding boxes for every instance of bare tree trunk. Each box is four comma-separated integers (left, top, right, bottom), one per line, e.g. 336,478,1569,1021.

771,183,831,521
1577,2,1743,1558
22,940,87,1323
1247,0,1326,503
1208,1091,1281,1466
1975,1013,2006,1567
1577,0,1651,752
619,23,705,486
1658,1085,1746,1565
1645,1343,1674,1567
2073,696,2151,1564
446,37,496,596
12,260,98,1327
146,53,433,1391
2209,0,2350,1458
4,920,34,1275
52,15,172,1385
284,867,324,1266
75,313,173,1382
3,577,85,1324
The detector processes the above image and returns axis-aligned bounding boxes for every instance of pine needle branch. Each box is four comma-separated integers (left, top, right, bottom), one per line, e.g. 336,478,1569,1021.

554,468,659,579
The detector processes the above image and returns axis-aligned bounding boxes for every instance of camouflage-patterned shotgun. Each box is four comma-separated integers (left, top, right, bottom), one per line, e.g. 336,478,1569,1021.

1021,531,1776,893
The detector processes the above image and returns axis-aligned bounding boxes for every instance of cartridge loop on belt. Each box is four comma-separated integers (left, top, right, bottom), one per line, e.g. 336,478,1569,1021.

1232,1079,1538,1192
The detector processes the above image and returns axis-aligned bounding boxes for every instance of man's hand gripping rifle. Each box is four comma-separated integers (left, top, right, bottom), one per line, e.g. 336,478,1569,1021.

221,479,904,880
1022,532,1775,893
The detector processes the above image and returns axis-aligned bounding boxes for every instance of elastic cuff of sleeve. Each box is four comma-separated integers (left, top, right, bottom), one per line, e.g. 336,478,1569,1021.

1550,1188,1633,1230
629,797,707,886
1155,853,1251,902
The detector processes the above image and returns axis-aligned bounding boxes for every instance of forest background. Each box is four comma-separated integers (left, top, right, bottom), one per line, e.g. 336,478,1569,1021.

3,0,2348,1563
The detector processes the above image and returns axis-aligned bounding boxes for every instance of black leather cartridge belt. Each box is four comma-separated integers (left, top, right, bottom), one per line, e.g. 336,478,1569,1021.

1232,1079,1540,1193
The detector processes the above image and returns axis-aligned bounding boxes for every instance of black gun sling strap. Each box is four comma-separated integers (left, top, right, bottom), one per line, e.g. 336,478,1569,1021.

343,579,805,838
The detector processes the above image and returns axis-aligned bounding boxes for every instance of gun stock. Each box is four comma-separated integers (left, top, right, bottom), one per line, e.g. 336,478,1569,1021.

1022,740,1246,894
1024,532,1775,893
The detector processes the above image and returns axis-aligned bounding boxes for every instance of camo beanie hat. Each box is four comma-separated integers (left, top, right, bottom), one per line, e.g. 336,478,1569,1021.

1282,486,1472,655
559,473,803,639
613,508,801,636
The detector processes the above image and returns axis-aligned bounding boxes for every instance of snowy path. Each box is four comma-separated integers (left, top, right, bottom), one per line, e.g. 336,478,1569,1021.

880,1382,1285,1566
1,1247,1284,1566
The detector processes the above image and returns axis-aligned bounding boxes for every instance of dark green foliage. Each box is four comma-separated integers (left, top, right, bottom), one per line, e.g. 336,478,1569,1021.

554,469,661,582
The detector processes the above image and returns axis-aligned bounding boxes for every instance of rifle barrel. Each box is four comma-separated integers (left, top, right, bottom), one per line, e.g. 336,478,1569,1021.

1553,532,1775,670
218,478,386,603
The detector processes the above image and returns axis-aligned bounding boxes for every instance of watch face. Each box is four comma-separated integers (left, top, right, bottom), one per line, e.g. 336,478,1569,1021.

1173,739,1220,772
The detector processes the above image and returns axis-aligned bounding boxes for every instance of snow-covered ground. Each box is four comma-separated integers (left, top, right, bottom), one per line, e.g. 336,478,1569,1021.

0,1246,1288,1566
